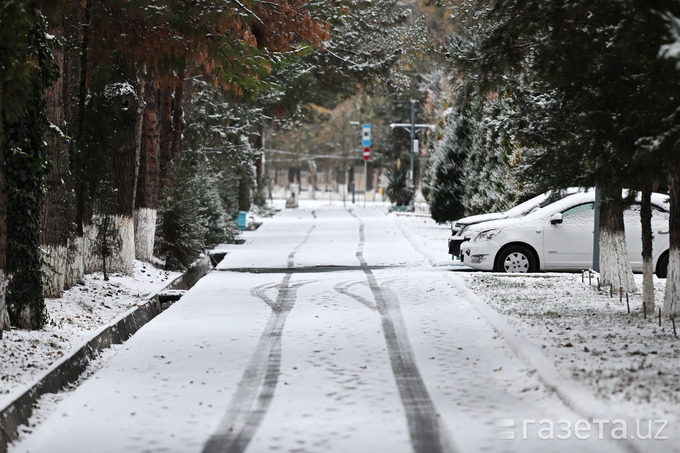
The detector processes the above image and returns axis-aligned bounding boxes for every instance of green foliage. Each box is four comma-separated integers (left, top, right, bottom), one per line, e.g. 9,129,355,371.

424,85,523,223
423,1,680,220
461,96,518,213
90,214,122,281
155,152,233,270
450,0,680,191
260,0,424,117
155,81,247,270
424,102,470,222
383,167,414,206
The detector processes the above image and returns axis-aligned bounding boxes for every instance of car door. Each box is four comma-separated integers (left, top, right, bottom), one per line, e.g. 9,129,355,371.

542,203,595,270
652,206,671,260
624,203,670,271
624,204,643,270
647,204,670,266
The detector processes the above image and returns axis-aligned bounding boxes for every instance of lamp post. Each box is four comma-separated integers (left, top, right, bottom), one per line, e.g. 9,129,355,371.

349,121,361,204
390,100,435,189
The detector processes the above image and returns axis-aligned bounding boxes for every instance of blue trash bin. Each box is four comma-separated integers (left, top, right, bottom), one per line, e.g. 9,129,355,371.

237,211,247,231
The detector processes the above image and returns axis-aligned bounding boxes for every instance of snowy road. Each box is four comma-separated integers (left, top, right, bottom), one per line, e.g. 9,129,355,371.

13,207,624,453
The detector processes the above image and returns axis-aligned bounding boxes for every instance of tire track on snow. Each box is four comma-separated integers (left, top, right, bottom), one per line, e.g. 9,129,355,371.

347,210,456,453
202,225,316,453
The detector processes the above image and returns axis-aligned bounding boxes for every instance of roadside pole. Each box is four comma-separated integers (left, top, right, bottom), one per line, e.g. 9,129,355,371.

593,186,601,272
410,100,416,187
362,145,370,208
390,101,435,202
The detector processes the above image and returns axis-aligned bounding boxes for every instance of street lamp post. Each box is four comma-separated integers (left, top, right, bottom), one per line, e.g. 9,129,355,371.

390,100,435,189
410,100,416,187
349,121,361,205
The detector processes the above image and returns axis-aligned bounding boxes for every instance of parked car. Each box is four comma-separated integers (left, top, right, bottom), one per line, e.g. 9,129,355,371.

448,188,583,257
459,191,670,276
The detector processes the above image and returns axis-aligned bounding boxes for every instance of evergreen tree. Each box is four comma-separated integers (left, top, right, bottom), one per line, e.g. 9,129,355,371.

461,95,519,215
423,80,523,223
446,0,680,291
652,10,680,318
425,100,470,223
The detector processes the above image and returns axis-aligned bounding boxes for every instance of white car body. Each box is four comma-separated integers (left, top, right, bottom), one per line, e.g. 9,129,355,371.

448,188,583,257
460,191,670,274
451,193,553,235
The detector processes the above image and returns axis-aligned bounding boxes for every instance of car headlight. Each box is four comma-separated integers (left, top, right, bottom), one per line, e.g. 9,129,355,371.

474,228,502,242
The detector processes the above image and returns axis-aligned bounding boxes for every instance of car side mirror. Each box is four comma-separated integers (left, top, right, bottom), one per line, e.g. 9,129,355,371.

550,213,563,225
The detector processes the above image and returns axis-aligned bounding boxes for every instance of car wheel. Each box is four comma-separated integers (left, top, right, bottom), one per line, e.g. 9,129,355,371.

656,251,669,279
495,245,537,273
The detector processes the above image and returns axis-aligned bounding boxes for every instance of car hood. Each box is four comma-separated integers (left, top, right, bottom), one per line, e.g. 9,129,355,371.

454,212,508,227
463,217,524,237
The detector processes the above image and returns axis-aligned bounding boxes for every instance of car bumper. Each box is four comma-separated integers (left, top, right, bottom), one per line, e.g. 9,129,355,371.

460,240,497,271
448,236,469,257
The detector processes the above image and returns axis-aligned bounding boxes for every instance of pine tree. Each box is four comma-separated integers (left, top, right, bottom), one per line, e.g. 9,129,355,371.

425,100,470,223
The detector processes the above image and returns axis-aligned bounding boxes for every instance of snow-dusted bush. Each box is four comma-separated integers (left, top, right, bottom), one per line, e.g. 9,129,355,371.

383,167,414,206
155,152,235,270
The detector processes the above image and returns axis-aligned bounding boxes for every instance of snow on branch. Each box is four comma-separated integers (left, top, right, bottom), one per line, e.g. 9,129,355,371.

659,13,680,68
231,0,264,24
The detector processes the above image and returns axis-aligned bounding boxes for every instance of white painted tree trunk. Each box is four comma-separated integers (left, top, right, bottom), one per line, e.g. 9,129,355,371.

108,215,135,275
134,208,157,262
65,236,85,288
663,249,680,317
642,256,655,313
83,223,99,274
599,227,637,293
83,215,135,276
42,244,67,297
0,271,8,335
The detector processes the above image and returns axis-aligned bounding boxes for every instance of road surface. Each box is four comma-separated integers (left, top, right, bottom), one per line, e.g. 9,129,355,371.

13,206,618,453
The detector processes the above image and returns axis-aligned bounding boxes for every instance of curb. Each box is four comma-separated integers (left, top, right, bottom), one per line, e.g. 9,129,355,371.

0,255,214,453
446,273,640,453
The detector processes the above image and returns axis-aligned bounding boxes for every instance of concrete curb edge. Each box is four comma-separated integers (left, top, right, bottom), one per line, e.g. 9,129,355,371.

0,255,213,452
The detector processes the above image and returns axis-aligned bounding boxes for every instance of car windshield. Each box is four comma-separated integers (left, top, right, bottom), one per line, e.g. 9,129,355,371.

505,188,582,217
521,193,593,221
504,194,548,217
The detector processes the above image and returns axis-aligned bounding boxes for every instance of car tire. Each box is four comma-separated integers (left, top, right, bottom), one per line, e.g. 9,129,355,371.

495,245,537,273
656,251,669,279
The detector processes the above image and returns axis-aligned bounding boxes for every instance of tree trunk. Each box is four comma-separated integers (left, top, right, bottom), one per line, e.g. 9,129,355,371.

158,82,174,192
159,70,184,196
664,167,680,318
134,78,161,262
4,4,50,330
599,185,636,293
238,165,252,212
108,76,143,275
0,114,8,336
640,184,655,313
171,69,185,168
67,0,92,287
41,14,70,297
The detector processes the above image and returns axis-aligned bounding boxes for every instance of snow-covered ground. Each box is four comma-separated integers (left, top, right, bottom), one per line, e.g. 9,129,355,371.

0,262,180,408
396,207,680,423
3,198,679,452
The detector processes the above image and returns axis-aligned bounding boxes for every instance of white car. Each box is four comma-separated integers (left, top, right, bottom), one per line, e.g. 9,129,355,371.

459,191,670,276
448,188,583,257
